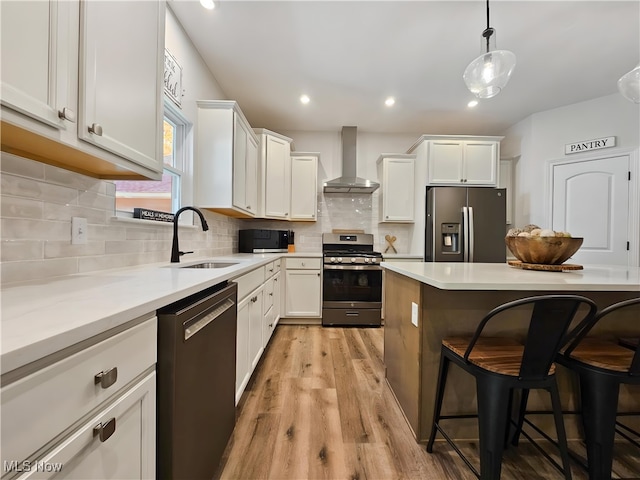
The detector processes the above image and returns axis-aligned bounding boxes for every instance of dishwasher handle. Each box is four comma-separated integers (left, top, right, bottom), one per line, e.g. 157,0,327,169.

184,297,235,341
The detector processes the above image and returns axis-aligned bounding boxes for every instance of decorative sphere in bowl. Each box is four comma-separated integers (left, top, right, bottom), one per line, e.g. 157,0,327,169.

505,236,583,265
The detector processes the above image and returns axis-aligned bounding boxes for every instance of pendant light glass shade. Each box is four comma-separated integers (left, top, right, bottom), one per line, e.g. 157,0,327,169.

464,0,516,99
617,63,640,103
464,49,516,99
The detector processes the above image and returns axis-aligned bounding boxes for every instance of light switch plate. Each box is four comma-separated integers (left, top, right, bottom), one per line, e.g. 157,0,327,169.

411,302,418,327
71,217,88,245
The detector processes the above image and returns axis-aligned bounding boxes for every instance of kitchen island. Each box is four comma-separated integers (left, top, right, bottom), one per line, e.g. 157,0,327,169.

381,261,640,443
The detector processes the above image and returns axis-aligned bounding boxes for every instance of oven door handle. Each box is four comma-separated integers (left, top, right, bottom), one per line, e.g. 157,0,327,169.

323,265,382,271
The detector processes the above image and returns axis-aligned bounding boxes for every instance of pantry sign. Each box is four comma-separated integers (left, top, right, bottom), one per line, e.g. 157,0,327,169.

565,136,616,154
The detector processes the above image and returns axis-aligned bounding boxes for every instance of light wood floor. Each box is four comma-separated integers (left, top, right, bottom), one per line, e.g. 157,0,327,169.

216,325,639,480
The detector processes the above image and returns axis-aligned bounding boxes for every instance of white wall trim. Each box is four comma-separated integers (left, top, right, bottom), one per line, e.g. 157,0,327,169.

546,146,639,267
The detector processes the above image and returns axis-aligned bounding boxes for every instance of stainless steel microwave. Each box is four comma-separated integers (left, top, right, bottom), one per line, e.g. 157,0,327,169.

239,229,289,253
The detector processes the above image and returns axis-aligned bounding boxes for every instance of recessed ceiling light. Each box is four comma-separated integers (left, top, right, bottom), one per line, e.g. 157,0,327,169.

200,0,215,10
385,97,395,107
467,100,479,108
300,95,310,104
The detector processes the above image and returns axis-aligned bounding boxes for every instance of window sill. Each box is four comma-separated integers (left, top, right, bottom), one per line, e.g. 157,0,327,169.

109,216,198,229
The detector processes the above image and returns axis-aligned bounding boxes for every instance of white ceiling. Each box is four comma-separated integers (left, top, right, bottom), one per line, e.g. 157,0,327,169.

169,0,640,135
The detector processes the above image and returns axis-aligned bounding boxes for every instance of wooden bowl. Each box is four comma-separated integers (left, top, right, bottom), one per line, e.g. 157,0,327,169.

505,236,583,265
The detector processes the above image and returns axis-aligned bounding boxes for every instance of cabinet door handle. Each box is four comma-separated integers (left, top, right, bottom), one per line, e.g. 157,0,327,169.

246,205,251,209
58,107,76,123
93,418,116,442
269,292,273,296
317,273,320,277
285,213,288,216
88,123,103,136
94,367,118,389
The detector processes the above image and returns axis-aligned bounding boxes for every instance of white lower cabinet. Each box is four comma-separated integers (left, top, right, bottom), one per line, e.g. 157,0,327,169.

283,258,322,317
235,284,264,403
16,373,156,480
1,316,157,479
233,261,283,404
248,287,264,370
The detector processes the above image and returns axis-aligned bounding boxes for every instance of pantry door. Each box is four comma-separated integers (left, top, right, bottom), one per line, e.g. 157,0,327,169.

551,155,630,265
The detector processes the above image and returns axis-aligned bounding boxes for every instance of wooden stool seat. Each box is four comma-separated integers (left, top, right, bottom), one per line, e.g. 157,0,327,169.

443,336,556,376
568,338,636,372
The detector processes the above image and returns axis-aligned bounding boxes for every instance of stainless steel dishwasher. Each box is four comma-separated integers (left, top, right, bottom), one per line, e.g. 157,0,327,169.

156,281,237,480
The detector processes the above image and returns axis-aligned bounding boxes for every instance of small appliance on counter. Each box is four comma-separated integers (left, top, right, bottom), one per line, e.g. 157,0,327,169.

239,229,289,253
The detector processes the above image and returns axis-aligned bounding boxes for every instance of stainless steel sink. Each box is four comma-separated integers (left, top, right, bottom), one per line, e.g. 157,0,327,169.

180,262,239,269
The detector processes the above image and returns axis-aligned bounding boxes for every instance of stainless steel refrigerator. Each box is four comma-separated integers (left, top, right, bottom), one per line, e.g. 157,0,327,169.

425,186,507,262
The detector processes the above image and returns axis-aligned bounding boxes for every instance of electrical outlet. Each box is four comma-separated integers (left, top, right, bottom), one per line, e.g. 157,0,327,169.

71,217,88,245
411,302,419,327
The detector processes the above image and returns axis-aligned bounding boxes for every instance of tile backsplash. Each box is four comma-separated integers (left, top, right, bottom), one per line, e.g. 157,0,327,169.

1,153,413,285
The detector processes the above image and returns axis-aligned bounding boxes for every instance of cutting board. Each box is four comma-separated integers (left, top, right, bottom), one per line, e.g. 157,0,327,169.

508,260,584,272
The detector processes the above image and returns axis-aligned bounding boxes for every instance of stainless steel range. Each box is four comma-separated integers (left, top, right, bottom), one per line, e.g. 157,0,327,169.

322,233,383,327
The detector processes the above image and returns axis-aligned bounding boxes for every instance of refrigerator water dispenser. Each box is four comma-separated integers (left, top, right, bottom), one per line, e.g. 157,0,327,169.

441,223,460,253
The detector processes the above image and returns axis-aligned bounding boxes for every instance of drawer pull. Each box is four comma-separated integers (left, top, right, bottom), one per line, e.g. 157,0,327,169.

94,367,118,389
93,418,116,442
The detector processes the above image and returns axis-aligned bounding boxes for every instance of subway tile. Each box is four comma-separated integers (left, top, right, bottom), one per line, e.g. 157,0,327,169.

43,203,109,224
0,240,43,261
89,224,127,241
105,240,146,255
45,240,106,258
0,153,45,179
1,173,79,205
1,218,71,241
77,190,115,211
1,196,43,219
44,164,106,194
1,258,78,284
77,251,164,273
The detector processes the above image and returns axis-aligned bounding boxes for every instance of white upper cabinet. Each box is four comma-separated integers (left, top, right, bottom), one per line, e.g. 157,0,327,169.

0,0,73,130
254,129,292,220
78,0,164,173
408,135,503,187
377,154,415,223
0,0,165,180
196,100,259,218
290,152,319,221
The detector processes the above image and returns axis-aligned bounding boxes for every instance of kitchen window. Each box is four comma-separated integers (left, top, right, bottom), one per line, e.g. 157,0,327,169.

114,99,192,217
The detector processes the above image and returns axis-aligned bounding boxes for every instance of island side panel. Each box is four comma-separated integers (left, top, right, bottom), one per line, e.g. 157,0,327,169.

418,285,639,443
384,270,422,438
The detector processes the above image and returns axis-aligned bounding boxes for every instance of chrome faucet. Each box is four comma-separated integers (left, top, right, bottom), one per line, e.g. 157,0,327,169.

171,206,209,263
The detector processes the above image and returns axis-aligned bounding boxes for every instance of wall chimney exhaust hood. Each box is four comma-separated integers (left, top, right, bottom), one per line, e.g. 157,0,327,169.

323,126,380,194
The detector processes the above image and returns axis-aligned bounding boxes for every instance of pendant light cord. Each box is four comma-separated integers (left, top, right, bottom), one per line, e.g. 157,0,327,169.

482,0,495,53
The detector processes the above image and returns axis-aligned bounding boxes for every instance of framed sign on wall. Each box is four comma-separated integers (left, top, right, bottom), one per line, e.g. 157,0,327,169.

164,49,183,107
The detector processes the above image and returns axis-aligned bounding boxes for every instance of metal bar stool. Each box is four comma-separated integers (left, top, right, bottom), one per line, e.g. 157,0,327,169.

426,294,597,480
554,297,640,480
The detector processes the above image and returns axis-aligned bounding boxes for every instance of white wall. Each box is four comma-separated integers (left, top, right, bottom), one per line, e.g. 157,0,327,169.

165,5,227,120
501,94,640,229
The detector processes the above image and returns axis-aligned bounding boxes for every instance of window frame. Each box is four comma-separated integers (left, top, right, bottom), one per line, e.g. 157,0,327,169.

114,97,193,222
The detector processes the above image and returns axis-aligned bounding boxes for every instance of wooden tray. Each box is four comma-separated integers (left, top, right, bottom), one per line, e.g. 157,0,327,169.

508,260,583,272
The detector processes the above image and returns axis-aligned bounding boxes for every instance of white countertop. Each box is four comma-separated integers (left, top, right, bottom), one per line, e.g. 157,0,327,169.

381,262,640,292
1,252,321,375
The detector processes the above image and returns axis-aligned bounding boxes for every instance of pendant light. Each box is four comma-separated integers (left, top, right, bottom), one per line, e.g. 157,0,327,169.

463,0,516,99
617,63,640,103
